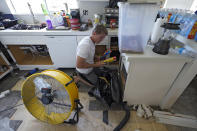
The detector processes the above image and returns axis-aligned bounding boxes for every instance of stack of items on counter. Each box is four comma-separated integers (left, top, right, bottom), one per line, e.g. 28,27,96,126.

158,8,197,41
41,4,81,30
70,9,80,30
152,8,197,58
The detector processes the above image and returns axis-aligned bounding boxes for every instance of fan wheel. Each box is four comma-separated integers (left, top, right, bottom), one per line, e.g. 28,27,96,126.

22,70,78,124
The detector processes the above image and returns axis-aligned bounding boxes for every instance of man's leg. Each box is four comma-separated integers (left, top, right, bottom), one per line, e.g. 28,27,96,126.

82,69,98,86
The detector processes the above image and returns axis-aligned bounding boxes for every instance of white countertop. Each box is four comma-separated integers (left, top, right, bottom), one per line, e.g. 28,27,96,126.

122,45,192,63
0,28,118,36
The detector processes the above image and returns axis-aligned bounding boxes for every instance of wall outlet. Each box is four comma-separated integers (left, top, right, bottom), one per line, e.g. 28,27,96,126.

83,9,88,15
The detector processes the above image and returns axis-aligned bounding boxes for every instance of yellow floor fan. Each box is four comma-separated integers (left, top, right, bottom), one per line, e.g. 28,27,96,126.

22,69,83,124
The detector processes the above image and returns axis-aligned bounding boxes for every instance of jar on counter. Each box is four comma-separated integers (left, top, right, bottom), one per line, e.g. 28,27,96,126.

110,19,116,29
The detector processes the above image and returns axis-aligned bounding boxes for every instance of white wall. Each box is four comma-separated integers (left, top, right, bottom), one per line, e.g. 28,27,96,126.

0,0,11,14
164,0,194,9
79,1,108,22
0,0,108,24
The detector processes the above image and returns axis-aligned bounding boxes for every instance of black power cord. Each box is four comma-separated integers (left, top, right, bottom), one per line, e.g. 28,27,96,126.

113,102,130,131
0,103,24,114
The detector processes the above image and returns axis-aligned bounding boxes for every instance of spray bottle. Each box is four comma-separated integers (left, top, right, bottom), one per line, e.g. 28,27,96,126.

104,56,117,63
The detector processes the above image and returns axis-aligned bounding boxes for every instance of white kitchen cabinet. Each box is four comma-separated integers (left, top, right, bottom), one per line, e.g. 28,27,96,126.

120,45,192,106
0,36,55,70
160,34,197,109
46,36,77,68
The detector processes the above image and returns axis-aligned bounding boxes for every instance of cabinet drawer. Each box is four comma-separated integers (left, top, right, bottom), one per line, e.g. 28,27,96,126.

0,36,46,45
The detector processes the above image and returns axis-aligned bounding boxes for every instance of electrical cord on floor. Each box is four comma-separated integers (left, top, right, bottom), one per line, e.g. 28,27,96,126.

0,103,24,114
113,102,130,131
0,91,40,114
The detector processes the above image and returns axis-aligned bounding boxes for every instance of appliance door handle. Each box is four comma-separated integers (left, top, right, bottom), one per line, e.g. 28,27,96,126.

48,36,55,38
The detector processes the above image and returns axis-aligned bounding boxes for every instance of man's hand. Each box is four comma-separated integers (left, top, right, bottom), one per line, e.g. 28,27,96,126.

95,61,105,67
77,56,105,68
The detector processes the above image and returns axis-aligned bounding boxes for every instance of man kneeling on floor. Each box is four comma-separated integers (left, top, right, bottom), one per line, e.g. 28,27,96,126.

76,25,108,95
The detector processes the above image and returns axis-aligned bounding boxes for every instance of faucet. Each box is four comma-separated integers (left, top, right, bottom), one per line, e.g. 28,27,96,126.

27,2,39,25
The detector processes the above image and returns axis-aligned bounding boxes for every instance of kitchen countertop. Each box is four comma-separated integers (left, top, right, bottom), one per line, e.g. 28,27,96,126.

0,28,118,36
122,45,193,63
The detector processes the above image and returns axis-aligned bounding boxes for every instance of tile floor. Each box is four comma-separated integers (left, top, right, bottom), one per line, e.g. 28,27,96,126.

0,69,197,131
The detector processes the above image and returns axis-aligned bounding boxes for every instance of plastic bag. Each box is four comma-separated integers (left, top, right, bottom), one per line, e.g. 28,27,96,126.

33,77,51,91
118,2,160,53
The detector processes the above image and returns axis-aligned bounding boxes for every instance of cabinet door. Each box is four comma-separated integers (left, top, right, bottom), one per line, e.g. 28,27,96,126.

46,36,77,68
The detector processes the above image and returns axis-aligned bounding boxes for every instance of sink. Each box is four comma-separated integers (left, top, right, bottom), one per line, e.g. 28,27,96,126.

9,24,46,30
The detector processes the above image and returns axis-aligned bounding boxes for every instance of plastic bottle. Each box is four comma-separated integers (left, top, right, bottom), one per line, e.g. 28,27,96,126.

52,13,58,27
45,15,53,29
169,8,179,23
66,14,71,27
56,12,64,26
161,8,169,18
185,15,197,39
174,9,184,24
167,9,173,22
194,31,197,41
62,12,68,27
170,47,197,58
179,12,191,36
41,3,49,15
104,56,117,63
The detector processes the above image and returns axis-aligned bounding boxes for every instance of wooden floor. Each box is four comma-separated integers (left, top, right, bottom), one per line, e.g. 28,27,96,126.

10,79,185,131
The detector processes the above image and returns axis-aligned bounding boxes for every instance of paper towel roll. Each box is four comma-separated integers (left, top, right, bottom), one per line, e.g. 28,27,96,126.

151,18,166,44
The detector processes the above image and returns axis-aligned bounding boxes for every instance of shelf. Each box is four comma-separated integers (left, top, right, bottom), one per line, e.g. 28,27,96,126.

0,68,12,79
17,55,53,65
175,34,197,51
8,45,53,65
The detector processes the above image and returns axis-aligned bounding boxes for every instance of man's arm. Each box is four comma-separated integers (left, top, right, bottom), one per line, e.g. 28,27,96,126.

94,55,101,62
76,56,104,68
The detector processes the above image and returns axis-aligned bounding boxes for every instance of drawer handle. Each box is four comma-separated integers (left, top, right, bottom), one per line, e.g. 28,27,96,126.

48,37,55,38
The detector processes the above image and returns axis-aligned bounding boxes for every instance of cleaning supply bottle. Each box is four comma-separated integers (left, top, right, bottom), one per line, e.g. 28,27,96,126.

56,12,64,26
41,3,49,15
52,13,58,27
66,14,71,27
104,57,117,63
100,50,111,60
186,15,197,39
45,15,53,29
62,11,68,27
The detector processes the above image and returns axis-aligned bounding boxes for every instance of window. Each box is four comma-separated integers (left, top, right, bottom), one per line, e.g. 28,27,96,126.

191,0,197,11
6,0,78,14
46,0,78,13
